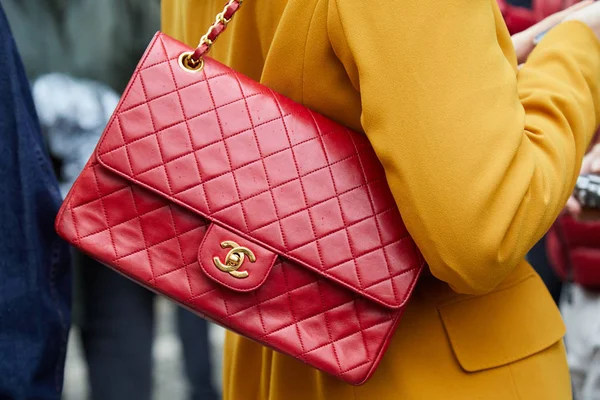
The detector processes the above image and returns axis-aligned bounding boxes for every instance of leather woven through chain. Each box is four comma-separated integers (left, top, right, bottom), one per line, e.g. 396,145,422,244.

191,0,242,61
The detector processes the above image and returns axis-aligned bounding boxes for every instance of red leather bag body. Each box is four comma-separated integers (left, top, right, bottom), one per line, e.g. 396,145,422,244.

55,2,425,385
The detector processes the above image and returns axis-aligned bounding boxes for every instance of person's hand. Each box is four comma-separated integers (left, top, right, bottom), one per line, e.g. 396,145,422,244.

563,0,600,40
512,0,593,65
566,144,600,217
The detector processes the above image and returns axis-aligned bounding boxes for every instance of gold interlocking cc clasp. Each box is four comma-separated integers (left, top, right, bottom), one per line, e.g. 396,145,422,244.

213,241,255,279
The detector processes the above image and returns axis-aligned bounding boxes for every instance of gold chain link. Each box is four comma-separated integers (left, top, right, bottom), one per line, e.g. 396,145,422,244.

179,0,242,72
197,0,241,52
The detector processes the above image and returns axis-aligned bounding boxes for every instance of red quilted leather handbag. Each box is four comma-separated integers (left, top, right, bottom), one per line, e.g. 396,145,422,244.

55,0,425,385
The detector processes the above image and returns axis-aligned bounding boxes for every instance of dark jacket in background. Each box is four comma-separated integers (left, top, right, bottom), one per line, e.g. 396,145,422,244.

0,4,71,398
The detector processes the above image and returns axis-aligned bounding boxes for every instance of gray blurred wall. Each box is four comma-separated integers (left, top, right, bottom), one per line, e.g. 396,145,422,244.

1,0,160,93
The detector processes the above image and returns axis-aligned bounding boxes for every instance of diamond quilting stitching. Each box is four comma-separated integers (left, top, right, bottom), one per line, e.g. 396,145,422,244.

136,60,175,201
315,279,343,372
305,110,371,357
64,158,398,378
267,90,318,254
280,259,307,355
165,204,192,296
348,130,399,304
101,137,413,289
122,172,160,283
159,39,213,216
102,104,378,205
121,91,272,150
202,63,251,233
229,71,289,250
95,37,421,307
89,162,119,261
305,109,365,293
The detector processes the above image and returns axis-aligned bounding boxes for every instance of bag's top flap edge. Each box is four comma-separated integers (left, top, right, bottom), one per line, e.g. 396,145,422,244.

95,32,424,309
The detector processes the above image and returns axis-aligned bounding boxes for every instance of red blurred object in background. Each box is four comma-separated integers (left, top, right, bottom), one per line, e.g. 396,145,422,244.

547,215,600,290
498,0,580,33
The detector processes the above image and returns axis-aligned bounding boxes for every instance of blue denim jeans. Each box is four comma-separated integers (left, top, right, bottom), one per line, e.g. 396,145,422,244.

0,5,71,400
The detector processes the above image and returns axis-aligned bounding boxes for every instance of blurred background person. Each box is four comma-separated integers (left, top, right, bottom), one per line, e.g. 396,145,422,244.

0,3,71,399
0,1,221,399
498,0,587,305
547,143,600,400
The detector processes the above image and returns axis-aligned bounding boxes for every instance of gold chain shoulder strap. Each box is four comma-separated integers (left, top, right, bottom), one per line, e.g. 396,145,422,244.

179,0,243,72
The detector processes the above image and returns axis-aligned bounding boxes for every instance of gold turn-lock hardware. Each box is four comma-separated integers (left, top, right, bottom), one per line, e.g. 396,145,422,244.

213,241,255,279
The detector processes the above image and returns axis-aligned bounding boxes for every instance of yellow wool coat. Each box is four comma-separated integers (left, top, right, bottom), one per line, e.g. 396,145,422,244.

162,0,600,398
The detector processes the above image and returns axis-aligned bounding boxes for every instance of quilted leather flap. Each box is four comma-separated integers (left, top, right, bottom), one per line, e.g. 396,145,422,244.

95,33,424,309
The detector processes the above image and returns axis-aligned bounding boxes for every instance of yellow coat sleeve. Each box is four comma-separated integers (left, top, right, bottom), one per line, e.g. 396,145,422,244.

329,0,600,294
